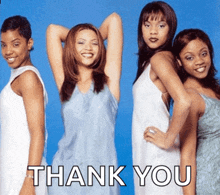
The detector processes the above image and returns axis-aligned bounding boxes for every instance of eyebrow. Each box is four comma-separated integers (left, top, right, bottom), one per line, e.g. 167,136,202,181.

11,38,21,42
183,47,208,55
1,38,21,43
200,47,208,51
143,20,167,24
77,38,98,41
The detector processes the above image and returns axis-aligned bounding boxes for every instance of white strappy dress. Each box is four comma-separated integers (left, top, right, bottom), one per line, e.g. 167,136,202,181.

132,64,182,195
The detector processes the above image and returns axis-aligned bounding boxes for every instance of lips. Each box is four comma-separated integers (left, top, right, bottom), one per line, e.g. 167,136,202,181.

149,38,158,42
195,66,206,73
81,53,93,58
6,57,16,63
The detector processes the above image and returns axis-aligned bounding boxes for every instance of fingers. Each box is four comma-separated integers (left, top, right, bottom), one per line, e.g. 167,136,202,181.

143,127,158,141
143,126,169,149
144,126,159,138
144,136,154,143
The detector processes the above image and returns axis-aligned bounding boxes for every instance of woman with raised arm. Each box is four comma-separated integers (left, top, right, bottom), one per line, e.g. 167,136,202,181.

46,13,123,195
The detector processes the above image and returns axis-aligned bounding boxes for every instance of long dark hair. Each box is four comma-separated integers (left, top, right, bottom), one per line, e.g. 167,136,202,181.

60,23,107,102
173,29,220,99
134,1,177,83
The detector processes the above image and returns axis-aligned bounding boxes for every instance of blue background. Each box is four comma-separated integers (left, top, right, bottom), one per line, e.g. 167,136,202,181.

1,0,220,194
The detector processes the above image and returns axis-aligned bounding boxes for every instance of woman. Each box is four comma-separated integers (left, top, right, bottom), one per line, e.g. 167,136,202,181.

46,13,123,194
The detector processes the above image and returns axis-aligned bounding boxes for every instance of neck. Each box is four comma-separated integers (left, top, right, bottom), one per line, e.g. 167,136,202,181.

78,65,93,83
22,56,33,67
184,77,203,90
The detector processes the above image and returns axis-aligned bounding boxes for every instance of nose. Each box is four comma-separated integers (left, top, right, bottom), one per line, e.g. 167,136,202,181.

150,26,158,35
4,45,13,56
85,42,92,50
195,56,204,65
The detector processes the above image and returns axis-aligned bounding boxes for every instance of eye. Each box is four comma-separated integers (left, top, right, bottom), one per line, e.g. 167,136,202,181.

144,22,150,28
92,41,98,46
159,24,166,28
1,43,6,48
185,56,194,61
201,51,208,57
77,41,84,44
13,42,20,47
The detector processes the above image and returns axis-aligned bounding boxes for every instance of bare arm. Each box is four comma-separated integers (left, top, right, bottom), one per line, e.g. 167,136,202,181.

18,71,45,195
99,13,123,101
46,24,69,91
144,52,191,149
180,90,202,194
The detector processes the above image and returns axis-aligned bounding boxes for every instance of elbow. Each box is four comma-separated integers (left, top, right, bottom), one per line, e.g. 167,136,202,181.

178,95,192,113
46,24,57,38
110,12,122,24
110,12,120,18
46,24,54,34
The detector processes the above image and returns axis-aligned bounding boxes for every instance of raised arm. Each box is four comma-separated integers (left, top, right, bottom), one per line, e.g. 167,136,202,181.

144,51,191,149
46,24,69,91
99,13,123,102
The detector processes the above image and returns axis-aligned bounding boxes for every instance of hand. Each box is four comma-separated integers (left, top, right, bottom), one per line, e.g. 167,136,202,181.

144,126,174,150
19,177,36,195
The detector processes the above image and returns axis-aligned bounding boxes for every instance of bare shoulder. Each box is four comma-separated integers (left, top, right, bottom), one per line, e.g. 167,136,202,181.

150,51,174,66
150,51,177,74
150,51,177,78
18,70,43,92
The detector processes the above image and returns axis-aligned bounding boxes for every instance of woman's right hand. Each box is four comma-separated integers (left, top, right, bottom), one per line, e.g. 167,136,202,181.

144,126,175,150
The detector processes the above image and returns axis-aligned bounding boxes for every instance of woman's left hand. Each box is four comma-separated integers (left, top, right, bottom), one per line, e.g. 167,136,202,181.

19,177,36,195
144,126,172,150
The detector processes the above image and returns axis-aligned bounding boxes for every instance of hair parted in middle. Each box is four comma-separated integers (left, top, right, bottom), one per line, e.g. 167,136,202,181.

134,1,177,83
60,23,107,102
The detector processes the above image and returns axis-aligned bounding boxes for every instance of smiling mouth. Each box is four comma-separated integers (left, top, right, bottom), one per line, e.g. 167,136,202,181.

149,38,158,42
81,53,93,58
195,67,206,73
6,57,16,63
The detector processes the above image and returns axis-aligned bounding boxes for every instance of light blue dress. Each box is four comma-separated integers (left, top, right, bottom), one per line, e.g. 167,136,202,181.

49,83,119,195
196,94,220,194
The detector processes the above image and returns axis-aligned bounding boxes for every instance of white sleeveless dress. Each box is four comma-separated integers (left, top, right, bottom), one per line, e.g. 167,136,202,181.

0,66,48,195
132,64,182,195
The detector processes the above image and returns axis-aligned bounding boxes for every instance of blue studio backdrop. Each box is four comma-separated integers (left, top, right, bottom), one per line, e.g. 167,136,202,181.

1,0,220,194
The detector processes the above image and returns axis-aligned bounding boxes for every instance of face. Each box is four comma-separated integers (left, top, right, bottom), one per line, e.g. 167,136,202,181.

142,14,169,49
74,29,99,66
179,39,211,79
1,29,33,69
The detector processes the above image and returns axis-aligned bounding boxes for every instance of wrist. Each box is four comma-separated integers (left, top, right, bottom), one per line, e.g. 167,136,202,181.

165,132,176,149
26,174,34,179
